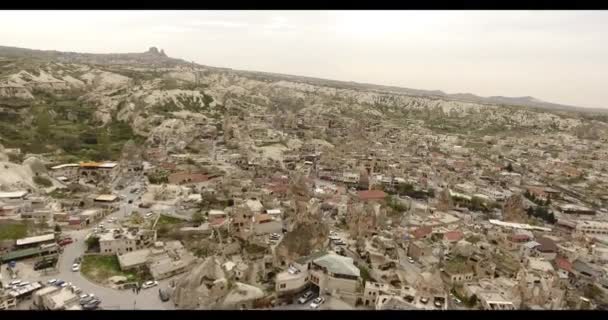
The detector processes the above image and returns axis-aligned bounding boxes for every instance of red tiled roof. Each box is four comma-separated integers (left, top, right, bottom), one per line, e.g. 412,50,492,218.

357,190,387,201
210,218,226,226
555,257,573,273
412,226,432,239
444,231,464,242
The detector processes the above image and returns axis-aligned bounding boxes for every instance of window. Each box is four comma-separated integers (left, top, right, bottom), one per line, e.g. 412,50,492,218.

280,284,286,289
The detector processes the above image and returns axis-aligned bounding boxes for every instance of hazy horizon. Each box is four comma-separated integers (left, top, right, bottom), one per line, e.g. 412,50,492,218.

1,10,607,109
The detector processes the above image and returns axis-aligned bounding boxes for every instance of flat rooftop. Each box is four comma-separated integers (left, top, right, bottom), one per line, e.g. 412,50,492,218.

0,191,28,199
16,233,55,246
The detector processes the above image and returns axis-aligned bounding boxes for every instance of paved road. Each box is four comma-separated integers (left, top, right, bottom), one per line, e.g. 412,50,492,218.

272,296,356,310
41,228,175,309
36,180,178,310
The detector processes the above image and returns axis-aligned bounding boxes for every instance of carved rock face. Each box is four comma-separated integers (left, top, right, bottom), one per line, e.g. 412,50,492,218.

502,194,527,223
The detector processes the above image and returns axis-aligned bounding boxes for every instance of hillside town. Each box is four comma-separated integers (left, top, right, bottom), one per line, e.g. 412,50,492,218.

2,104,608,311
1,44,608,311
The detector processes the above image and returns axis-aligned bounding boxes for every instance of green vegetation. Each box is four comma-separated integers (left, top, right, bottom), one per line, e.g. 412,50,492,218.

0,88,141,160
383,182,434,200
7,152,24,164
358,265,373,283
33,176,52,187
526,206,557,224
85,236,100,252
192,212,205,226
245,243,267,255
465,235,481,244
48,189,69,199
80,254,145,284
523,191,556,223
147,170,169,184
0,223,28,240
157,214,184,227
386,196,408,217
444,255,473,274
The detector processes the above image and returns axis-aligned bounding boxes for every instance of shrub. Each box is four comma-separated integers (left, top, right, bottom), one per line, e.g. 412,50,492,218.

7,152,23,163
33,176,52,187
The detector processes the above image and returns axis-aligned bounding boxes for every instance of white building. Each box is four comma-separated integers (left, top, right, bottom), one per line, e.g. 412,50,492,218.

275,251,361,298
99,228,155,255
575,220,608,236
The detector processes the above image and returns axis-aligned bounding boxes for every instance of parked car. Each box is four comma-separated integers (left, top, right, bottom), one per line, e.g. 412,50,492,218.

407,257,415,263
420,297,429,304
310,297,325,309
9,280,21,286
83,299,101,310
48,279,57,285
34,259,56,271
142,280,158,289
54,280,65,287
298,291,315,304
159,288,170,302
288,266,299,274
145,213,153,218
80,296,95,305
72,263,80,272
58,238,74,246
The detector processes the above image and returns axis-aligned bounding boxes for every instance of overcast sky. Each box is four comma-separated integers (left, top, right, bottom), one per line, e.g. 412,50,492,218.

1,10,607,108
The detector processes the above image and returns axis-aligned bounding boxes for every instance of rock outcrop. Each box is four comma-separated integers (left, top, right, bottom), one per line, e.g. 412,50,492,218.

502,194,528,223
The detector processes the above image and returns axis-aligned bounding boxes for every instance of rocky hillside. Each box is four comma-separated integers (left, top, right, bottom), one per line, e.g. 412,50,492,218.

0,45,607,164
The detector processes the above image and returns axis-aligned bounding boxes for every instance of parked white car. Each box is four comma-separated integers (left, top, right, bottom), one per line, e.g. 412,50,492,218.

288,266,299,274
310,297,325,309
298,291,315,304
142,280,158,289
72,263,80,272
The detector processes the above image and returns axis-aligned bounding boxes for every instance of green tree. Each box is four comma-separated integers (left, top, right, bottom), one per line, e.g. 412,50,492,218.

96,129,111,160
468,294,478,307
192,212,205,226
130,212,144,225
33,176,52,187
34,108,51,139
470,196,486,212
85,236,100,252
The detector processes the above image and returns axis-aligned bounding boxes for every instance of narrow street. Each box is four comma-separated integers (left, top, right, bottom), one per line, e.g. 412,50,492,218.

33,180,177,310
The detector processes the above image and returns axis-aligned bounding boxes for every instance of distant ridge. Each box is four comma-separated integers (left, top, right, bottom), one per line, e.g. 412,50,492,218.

0,44,604,113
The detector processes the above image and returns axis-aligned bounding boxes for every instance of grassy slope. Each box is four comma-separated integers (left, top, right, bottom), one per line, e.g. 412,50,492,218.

0,223,28,240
